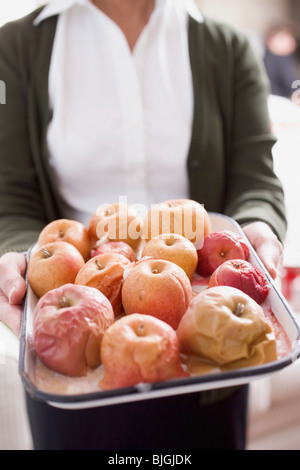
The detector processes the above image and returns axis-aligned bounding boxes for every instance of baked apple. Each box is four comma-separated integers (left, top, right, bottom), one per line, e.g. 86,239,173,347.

143,199,211,250
92,240,137,262
33,283,115,377
209,259,270,304
27,241,85,298
88,202,143,250
37,218,91,261
177,285,276,367
75,252,132,317
141,233,198,279
99,313,188,390
196,230,250,277
122,258,193,329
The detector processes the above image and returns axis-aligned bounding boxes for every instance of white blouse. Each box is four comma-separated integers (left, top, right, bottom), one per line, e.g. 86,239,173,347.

34,0,203,226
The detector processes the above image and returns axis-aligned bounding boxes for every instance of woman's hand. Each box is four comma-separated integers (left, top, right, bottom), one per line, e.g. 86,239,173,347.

0,252,27,337
242,221,284,284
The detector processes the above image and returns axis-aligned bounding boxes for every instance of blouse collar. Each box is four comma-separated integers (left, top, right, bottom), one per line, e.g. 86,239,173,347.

34,0,203,26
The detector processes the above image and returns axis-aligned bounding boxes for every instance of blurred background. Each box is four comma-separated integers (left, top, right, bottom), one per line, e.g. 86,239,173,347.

0,0,45,26
0,0,300,451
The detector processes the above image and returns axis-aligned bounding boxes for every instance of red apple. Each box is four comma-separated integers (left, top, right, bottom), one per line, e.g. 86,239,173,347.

143,199,211,250
75,252,132,317
121,258,193,329
99,313,188,390
37,218,91,262
196,230,250,277
88,202,143,251
33,283,115,377
141,233,198,280
27,241,85,298
92,240,137,263
208,259,270,304
177,285,274,367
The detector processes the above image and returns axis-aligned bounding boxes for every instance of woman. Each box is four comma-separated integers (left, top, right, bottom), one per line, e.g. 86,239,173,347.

0,0,285,450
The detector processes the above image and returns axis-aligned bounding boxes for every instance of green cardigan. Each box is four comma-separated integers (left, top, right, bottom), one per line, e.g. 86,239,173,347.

0,7,287,255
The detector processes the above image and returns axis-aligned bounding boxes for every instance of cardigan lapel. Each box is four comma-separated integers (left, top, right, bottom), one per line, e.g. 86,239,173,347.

28,13,63,221
187,14,207,173
185,15,228,211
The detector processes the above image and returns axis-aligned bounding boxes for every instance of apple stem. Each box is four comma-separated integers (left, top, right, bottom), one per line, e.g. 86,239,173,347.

59,296,69,308
152,269,159,274
233,262,242,269
234,303,245,317
58,230,64,238
42,247,52,258
137,324,144,336
95,259,103,270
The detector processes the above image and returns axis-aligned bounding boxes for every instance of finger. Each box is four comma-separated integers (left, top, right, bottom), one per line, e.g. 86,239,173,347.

8,280,27,306
242,222,283,280
0,290,22,337
0,253,27,304
256,241,282,280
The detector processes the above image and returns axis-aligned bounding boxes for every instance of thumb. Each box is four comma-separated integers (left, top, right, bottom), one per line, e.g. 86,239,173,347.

8,278,27,305
0,252,27,305
256,241,283,281
242,221,283,281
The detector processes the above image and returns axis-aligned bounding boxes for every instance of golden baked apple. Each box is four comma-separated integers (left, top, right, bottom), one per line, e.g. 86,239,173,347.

177,285,277,368
37,218,90,262
141,233,198,280
28,241,85,298
143,199,211,250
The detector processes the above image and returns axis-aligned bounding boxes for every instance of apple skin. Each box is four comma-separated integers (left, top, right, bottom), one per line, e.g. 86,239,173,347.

121,258,193,330
37,218,91,262
208,259,270,304
88,202,143,251
143,199,211,250
196,230,250,277
99,313,188,390
27,241,85,298
177,285,272,366
33,283,115,377
75,252,132,317
141,233,198,280
92,240,137,263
